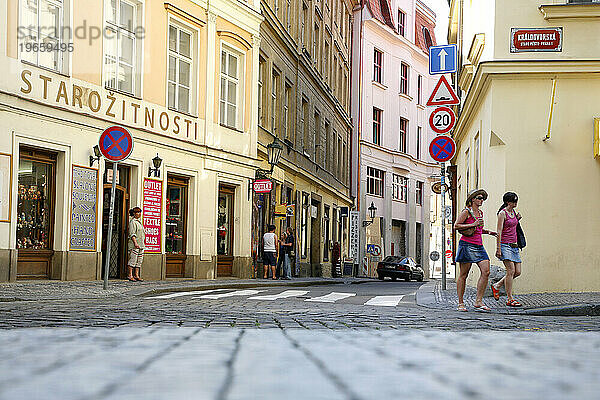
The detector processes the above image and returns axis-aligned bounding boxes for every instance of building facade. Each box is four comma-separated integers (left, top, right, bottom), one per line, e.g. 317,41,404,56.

0,0,262,281
448,0,600,292
253,0,354,277
351,0,438,277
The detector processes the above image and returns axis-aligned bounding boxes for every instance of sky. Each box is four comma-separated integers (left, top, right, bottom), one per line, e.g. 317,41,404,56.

423,0,450,45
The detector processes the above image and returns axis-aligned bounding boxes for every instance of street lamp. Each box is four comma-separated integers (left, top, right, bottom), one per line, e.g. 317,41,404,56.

89,145,101,167
148,153,162,177
363,202,377,227
267,137,284,172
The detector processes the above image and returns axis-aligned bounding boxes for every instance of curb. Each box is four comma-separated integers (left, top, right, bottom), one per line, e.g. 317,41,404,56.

520,303,600,317
415,280,437,308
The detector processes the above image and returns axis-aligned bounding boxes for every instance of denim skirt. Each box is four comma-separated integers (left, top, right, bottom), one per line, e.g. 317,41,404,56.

499,243,522,263
455,240,489,263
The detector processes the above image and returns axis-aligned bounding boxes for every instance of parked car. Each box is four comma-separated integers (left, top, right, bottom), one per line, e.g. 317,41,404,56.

377,256,424,282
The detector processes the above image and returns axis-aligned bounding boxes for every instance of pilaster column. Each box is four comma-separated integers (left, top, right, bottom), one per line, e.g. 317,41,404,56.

204,11,218,146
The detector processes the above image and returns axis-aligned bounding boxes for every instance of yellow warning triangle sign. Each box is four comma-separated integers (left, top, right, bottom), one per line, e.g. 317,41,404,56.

426,75,460,106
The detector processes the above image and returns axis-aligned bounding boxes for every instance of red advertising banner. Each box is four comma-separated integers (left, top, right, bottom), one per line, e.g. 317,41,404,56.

510,28,562,53
143,178,162,253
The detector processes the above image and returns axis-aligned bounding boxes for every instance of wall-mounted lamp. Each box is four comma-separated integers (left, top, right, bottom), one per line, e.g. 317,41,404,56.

362,202,377,227
148,153,162,177
89,145,101,167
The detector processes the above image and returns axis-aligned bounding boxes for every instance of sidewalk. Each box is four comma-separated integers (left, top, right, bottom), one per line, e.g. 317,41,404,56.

416,279,600,316
0,277,367,302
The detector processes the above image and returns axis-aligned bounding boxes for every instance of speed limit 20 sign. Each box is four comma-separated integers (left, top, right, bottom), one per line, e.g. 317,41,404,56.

429,107,456,134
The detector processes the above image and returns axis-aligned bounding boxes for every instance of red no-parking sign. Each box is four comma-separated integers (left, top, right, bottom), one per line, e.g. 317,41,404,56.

429,135,456,162
99,126,133,162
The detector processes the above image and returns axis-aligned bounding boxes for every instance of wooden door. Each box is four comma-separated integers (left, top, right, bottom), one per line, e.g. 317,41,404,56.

16,148,56,279
166,176,188,278
217,185,235,276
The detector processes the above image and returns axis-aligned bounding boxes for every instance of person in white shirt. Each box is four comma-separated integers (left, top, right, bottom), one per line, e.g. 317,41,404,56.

262,225,279,279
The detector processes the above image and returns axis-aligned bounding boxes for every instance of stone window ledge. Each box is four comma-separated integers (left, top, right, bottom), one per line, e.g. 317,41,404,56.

539,3,600,20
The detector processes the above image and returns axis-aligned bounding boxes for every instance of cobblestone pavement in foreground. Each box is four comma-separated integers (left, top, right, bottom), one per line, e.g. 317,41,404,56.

0,328,598,400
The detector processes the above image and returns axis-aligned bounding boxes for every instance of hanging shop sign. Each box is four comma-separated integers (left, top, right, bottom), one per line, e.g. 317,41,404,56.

143,178,163,253
0,153,11,222
253,179,272,193
69,165,99,251
510,28,562,53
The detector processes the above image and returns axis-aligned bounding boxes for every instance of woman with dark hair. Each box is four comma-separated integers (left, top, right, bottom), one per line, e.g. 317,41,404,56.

454,189,497,312
127,207,145,282
491,192,523,307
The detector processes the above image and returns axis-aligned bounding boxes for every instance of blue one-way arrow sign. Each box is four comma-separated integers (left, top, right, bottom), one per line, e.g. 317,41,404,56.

429,44,457,75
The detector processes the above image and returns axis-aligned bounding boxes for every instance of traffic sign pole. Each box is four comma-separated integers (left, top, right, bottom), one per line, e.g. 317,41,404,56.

441,163,447,291
103,162,118,290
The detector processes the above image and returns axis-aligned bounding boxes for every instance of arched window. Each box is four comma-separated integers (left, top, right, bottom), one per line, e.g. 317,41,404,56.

422,27,433,52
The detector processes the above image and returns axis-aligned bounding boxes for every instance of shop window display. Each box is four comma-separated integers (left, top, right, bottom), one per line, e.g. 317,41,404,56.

166,185,186,254
16,160,53,249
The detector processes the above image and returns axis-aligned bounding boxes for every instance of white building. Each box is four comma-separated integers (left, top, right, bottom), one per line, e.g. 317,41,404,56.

351,0,438,276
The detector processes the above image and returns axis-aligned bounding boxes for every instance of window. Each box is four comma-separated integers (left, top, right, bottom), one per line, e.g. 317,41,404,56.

313,23,319,60
302,98,309,152
323,206,330,261
474,133,480,187
399,118,408,153
397,10,405,36
284,83,291,138
373,108,382,145
416,181,424,206
337,135,342,178
20,0,69,72
392,175,408,202
168,24,194,114
314,112,321,162
258,58,265,126
219,47,241,129
400,63,409,95
373,49,383,83
416,127,422,160
301,193,309,258
342,142,348,184
104,0,142,95
324,41,330,82
325,121,331,169
271,69,279,134
423,27,433,51
302,3,308,46
367,167,384,197
417,75,423,104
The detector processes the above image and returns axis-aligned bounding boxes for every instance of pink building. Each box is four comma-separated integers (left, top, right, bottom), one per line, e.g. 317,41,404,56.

351,0,438,276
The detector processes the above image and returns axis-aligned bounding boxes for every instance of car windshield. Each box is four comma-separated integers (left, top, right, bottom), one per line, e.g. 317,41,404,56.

382,256,402,263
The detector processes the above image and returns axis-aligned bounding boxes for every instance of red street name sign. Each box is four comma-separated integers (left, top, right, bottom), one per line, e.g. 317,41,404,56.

253,179,272,193
510,28,562,53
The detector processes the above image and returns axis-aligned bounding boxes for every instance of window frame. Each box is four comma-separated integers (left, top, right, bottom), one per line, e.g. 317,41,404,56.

166,19,197,115
367,166,384,197
373,48,383,83
397,9,405,36
392,174,408,203
400,62,409,95
219,43,245,130
373,107,382,145
416,126,422,160
399,117,408,153
416,181,424,206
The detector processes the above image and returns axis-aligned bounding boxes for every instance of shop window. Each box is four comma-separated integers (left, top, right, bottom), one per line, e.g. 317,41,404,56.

168,23,196,114
323,206,330,261
217,188,234,256
220,46,243,130
166,179,187,254
301,193,309,258
104,0,143,96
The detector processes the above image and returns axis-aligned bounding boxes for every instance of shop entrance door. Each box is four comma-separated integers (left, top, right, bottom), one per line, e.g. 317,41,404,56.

165,175,188,278
217,185,235,277
310,199,321,277
16,148,56,279
101,164,129,279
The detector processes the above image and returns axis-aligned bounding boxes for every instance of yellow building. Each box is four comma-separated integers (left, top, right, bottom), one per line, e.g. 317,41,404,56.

448,0,600,293
0,0,262,281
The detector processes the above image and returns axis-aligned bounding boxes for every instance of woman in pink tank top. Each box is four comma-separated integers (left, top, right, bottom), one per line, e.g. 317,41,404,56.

491,192,523,307
453,189,497,312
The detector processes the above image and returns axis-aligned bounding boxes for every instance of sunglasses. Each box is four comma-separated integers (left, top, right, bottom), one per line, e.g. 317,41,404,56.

475,196,485,200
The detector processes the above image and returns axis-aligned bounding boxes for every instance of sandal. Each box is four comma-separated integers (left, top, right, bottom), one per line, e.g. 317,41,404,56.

474,304,491,312
127,277,136,282
490,283,500,300
506,299,522,307
457,304,468,312
135,277,144,282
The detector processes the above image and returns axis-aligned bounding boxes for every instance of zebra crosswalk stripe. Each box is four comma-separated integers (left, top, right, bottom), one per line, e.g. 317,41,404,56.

305,292,356,303
364,295,405,307
248,290,309,300
147,289,229,299
197,289,264,299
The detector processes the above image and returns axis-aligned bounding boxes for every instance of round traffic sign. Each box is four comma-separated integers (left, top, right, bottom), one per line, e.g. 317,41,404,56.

99,126,133,162
429,135,456,163
429,107,456,134
430,251,440,261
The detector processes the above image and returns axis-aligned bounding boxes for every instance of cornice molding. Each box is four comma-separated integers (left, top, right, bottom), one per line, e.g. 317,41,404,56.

539,3,600,20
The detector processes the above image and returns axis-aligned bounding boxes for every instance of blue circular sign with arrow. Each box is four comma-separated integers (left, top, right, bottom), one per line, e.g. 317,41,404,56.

98,126,133,162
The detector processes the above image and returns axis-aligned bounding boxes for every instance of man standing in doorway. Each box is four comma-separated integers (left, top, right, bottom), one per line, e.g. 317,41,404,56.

281,227,295,279
263,225,279,279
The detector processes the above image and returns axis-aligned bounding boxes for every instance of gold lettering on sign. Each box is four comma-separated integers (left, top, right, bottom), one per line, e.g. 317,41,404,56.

72,85,84,108
40,75,52,99
88,91,101,112
20,70,32,94
56,81,69,105
173,115,181,134
106,94,116,117
121,100,126,120
132,103,140,123
159,112,169,131
145,108,155,128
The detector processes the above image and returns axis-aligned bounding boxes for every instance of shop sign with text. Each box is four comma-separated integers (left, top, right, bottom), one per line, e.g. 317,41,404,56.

253,179,272,193
69,165,98,251
510,28,562,52
143,178,162,253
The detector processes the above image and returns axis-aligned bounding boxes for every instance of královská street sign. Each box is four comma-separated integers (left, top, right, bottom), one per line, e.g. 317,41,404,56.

510,28,562,53
429,135,456,163
98,126,133,162
429,44,458,75
426,75,460,106
429,107,456,134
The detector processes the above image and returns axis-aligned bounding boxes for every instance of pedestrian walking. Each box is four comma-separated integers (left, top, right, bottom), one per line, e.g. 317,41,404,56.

454,189,497,312
491,192,523,307
280,227,295,280
127,207,145,282
276,231,287,278
263,225,279,280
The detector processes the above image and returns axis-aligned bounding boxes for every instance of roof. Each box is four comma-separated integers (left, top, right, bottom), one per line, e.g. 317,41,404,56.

365,0,395,31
